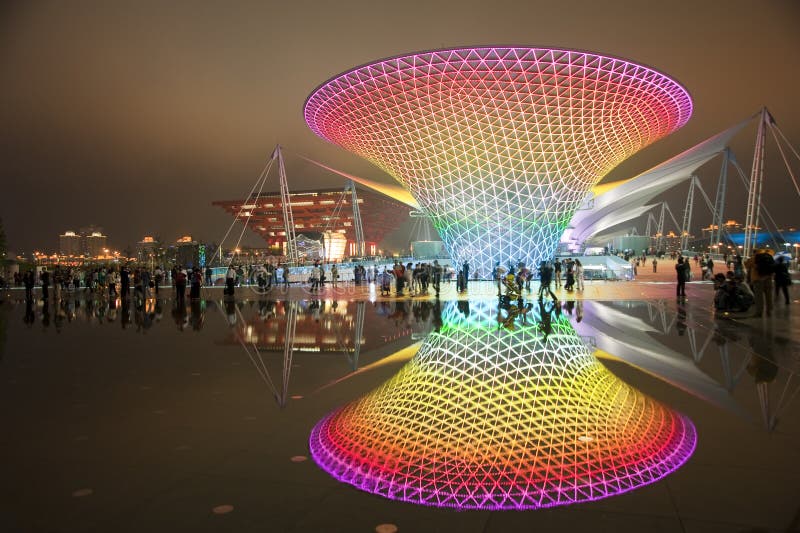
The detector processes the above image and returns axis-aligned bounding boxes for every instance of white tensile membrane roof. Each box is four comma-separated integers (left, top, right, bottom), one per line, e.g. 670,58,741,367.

561,115,755,247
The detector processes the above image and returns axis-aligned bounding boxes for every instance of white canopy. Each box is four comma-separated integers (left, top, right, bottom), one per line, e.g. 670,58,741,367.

562,114,756,248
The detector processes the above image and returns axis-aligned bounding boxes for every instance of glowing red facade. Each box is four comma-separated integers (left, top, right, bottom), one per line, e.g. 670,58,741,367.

212,187,412,255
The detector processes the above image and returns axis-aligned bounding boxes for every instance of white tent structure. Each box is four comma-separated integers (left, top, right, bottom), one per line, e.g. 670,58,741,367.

560,115,755,251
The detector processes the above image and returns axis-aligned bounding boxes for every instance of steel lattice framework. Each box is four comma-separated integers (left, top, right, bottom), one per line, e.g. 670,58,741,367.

310,301,696,510
305,47,692,273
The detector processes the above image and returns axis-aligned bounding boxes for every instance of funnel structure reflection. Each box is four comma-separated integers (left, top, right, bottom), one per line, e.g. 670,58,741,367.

310,301,696,510
305,47,692,274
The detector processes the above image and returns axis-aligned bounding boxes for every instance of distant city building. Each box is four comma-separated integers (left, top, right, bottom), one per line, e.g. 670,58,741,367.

700,220,746,241
175,235,201,268
83,231,108,258
137,236,157,263
58,228,109,258
212,187,412,257
660,231,684,253
59,231,83,257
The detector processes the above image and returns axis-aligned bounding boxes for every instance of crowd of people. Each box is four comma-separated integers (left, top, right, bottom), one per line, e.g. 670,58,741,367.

488,258,585,302
7,248,793,314
670,248,793,318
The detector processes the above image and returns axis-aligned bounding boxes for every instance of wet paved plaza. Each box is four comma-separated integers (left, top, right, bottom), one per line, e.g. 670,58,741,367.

0,276,798,532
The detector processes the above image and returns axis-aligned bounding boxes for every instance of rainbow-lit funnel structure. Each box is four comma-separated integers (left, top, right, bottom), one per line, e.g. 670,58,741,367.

305,47,692,273
310,301,696,510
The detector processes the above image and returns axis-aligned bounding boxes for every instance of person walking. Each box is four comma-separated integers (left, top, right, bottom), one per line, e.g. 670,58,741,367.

675,256,688,297
537,261,557,301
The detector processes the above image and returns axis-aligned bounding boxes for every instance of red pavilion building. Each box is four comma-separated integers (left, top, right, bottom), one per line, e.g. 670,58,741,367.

212,187,412,257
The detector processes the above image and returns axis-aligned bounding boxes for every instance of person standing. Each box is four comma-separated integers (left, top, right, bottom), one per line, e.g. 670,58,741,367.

461,261,470,290
190,268,202,299
154,266,163,295
675,256,688,297
493,261,506,297
23,269,35,300
652,257,658,273
256,264,268,291
553,259,562,288
40,268,50,300
120,266,131,298
108,269,117,298
53,267,62,300
205,266,212,286
225,265,236,296
141,268,151,299
745,249,775,317
575,259,585,291
331,264,339,287
774,256,792,305
309,263,321,292
432,260,442,298
264,262,273,289
393,262,405,296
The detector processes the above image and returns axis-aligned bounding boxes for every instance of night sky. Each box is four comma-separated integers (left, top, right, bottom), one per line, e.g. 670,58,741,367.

2,0,798,254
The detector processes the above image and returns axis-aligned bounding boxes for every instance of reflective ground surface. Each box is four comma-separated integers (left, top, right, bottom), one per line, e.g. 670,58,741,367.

0,282,798,532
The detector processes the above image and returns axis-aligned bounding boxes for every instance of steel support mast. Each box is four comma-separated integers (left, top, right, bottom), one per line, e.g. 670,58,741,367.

349,180,365,257
709,148,730,251
680,176,696,252
743,108,768,258
275,146,299,264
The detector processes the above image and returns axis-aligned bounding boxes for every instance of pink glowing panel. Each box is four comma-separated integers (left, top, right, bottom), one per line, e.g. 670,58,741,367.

305,47,692,274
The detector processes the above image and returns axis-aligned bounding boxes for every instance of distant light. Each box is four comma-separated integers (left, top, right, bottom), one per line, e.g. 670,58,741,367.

578,435,594,443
